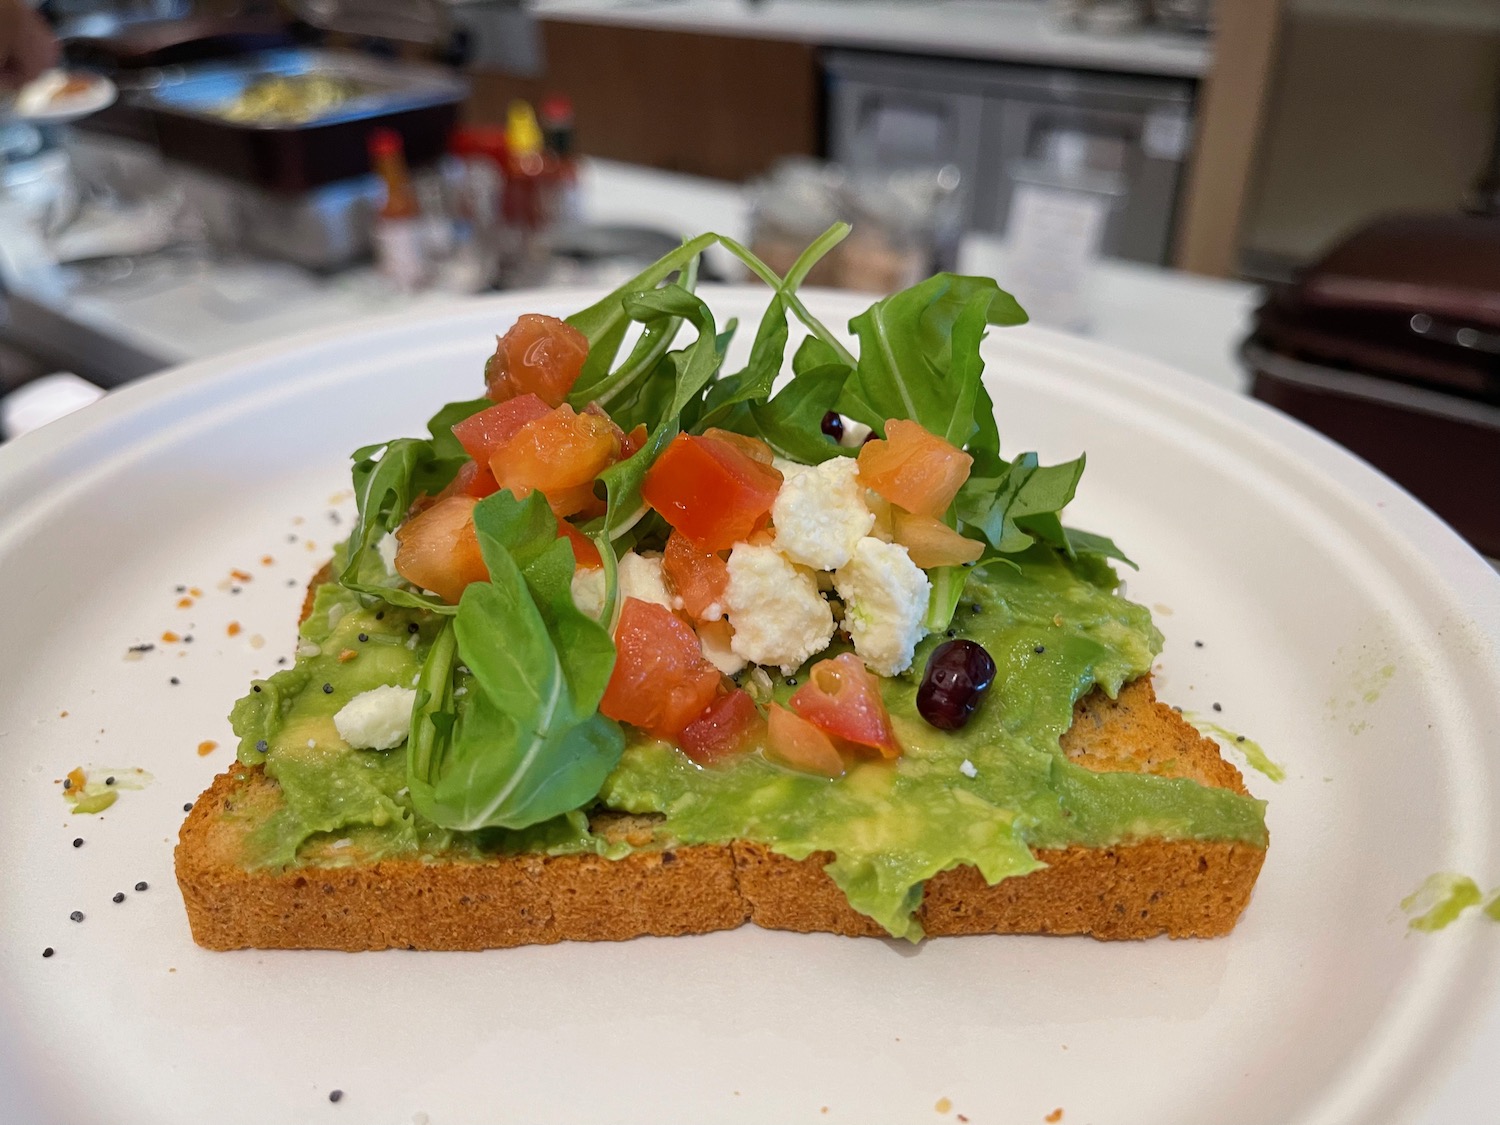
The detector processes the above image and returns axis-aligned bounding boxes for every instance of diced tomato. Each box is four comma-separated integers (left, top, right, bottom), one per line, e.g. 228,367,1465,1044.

641,433,783,552
620,423,649,460
600,599,723,739
765,704,845,778
451,394,552,464
700,427,774,465
662,530,729,622
857,419,973,519
678,689,765,765
489,404,620,518
484,314,589,407
890,509,985,568
557,521,602,569
394,494,489,604
789,652,901,759
434,458,501,505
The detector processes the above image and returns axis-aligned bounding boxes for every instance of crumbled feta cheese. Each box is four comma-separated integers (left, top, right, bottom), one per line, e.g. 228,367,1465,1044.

570,565,607,619
771,455,874,571
834,537,931,676
772,456,810,482
725,544,834,673
375,532,399,575
839,418,873,448
617,551,674,610
333,685,418,751
959,759,978,779
697,618,745,676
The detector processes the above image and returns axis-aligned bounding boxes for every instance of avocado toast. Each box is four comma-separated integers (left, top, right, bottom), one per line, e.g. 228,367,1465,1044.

175,227,1268,949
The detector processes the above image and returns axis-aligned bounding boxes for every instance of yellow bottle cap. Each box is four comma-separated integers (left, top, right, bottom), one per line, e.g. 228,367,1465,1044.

506,100,543,158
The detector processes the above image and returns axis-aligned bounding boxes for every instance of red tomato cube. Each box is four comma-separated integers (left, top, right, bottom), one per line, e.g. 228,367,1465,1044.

662,530,730,623
451,393,553,464
678,689,765,765
485,314,589,407
857,419,973,519
641,433,783,552
490,404,620,518
393,494,489,604
789,652,901,758
765,704,845,777
600,599,722,739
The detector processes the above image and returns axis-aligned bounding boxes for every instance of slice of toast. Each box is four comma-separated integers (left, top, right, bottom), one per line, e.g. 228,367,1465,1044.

175,676,1267,951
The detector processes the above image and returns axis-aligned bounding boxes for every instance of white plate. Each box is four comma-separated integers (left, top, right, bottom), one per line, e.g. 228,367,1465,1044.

1,287,1497,1125
11,71,116,125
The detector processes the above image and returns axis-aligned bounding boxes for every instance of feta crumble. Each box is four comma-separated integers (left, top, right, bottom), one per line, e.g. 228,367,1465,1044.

771,455,874,571
570,565,607,619
725,544,834,673
834,537,931,676
959,759,978,779
333,685,418,751
697,618,746,676
617,551,674,610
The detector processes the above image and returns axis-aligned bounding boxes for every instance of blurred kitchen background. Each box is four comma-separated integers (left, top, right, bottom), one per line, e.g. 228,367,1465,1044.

0,0,1496,553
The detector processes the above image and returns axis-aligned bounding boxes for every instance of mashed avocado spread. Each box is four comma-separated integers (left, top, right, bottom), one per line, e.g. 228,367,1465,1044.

231,548,1267,940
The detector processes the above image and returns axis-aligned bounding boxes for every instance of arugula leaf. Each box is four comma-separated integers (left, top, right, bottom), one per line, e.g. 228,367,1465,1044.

838,274,1025,447
696,292,789,430
406,492,623,832
748,363,850,464
565,232,716,392
922,565,969,633
1062,526,1137,569
715,229,858,370
958,453,1086,555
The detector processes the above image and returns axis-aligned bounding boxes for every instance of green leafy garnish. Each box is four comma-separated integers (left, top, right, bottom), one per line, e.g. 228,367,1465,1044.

406,492,624,831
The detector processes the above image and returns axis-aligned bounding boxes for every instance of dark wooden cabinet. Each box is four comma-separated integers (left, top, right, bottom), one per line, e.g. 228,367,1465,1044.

466,20,822,182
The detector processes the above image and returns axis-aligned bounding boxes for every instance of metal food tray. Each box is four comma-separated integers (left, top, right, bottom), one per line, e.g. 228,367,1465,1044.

131,48,466,193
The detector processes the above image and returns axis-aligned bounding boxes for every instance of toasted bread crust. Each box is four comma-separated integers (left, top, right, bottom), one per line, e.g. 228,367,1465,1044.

175,676,1267,950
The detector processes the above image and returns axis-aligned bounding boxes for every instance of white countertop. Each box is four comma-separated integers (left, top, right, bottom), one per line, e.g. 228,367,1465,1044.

2,157,1257,394
530,0,1212,78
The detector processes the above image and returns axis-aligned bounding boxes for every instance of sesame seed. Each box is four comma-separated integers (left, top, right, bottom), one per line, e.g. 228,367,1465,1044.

112,892,125,903
230,586,241,595
970,603,982,615
69,911,84,923
72,838,83,848
277,656,287,665
183,634,193,644
329,1090,343,1103
62,778,72,790
375,612,385,621
128,643,155,653
252,685,262,693
358,633,368,642
174,585,186,593
286,579,297,587
105,776,115,786
407,623,419,634
256,740,268,753
183,802,193,812
946,629,956,638
170,677,180,686
42,948,53,958
1034,645,1046,654
785,677,798,686
1212,702,1222,712
1194,640,1204,648
322,683,334,694
135,881,148,892
1236,735,1245,743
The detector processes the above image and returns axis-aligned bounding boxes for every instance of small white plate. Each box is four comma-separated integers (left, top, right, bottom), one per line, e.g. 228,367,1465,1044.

12,70,116,125
0,287,1497,1125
